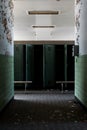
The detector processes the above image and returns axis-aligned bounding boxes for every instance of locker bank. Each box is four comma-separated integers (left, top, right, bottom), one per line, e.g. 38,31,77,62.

14,44,74,90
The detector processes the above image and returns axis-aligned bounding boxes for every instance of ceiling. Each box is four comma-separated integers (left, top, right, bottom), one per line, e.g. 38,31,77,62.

13,0,75,41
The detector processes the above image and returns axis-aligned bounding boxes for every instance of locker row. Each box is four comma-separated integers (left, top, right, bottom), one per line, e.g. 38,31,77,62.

14,44,74,90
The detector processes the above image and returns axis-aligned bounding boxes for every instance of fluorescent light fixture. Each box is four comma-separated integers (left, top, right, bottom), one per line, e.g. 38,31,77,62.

32,25,55,28
28,10,60,15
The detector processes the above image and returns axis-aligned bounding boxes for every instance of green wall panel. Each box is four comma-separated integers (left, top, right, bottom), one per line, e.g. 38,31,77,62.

75,55,87,107
0,54,14,111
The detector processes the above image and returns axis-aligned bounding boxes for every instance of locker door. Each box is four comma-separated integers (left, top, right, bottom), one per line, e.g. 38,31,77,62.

14,45,24,81
43,45,55,88
26,44,34,88
14,44,24,89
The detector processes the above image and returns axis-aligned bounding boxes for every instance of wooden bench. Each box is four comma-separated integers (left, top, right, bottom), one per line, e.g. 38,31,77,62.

56,81,74,93
14,81,32,92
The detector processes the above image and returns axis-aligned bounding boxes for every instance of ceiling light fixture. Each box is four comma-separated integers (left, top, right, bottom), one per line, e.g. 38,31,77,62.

32,25,55,28
28,10,59,15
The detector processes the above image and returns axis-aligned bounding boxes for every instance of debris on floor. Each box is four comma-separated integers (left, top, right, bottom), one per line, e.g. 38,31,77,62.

0,91,87,124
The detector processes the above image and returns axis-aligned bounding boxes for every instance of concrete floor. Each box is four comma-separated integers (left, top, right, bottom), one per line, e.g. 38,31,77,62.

0,90,87,130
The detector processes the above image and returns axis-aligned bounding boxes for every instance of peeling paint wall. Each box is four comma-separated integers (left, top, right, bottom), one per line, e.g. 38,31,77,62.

0,0,14,56
75,0,87,107
0,0,14,111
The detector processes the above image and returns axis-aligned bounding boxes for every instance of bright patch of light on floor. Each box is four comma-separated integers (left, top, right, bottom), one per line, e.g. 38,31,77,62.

14,91,74,103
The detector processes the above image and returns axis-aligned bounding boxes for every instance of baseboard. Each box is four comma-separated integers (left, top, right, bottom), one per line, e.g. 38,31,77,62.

0,96,14,114
75,96,87,111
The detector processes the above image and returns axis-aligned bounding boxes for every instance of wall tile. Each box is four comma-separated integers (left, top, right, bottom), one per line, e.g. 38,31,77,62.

0,54,14,111
75,55,87,107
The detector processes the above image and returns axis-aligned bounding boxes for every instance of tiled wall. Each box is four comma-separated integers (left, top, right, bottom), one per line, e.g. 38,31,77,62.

75,55,87,107
0,54,14,111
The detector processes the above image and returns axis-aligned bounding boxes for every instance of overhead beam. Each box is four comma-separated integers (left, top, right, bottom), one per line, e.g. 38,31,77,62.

14,41,74,45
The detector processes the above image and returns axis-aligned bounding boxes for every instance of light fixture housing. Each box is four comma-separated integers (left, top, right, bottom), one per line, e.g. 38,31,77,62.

32,25,55,28
28,10,60,15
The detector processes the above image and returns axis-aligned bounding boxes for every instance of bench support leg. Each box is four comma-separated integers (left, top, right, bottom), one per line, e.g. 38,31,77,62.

25,83,27,92
61,83,63,93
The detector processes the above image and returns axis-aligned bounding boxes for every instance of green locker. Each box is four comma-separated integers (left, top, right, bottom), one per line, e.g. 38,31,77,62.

43,45,55,88
14,44,24,81
64,44,67,82
14,44,24,89
26,44,34,88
